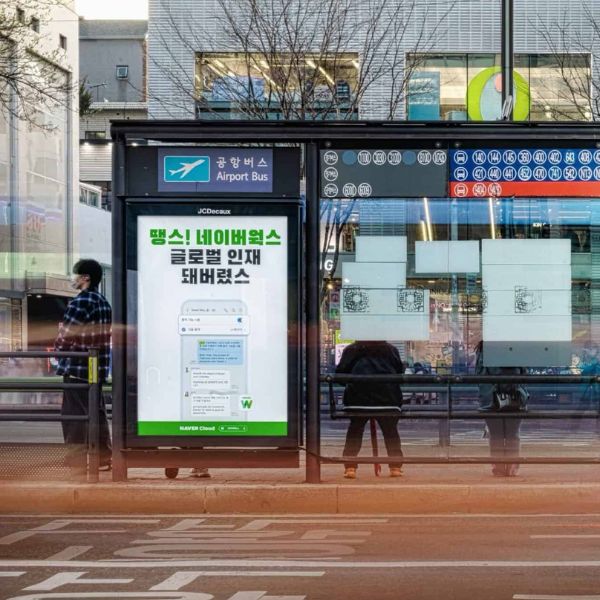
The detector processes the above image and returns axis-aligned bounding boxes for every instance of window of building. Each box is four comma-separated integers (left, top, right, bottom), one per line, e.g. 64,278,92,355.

30,17,39,33
195,52,359,119
85,180,112,211
407,53,591,122
116,65,129,80
84,131,107,140
59,34,67,50
79,186,100,208
16,8,25,23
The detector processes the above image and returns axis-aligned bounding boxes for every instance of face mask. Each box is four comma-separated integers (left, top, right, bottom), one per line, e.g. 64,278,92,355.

70,274,81,290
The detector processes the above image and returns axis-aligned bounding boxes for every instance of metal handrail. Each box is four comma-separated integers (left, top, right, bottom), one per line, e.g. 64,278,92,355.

0,349,101,482
320,372,600,465
322,374,600,384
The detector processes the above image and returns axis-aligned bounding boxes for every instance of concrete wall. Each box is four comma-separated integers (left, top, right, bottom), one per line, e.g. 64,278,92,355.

80,38,146,103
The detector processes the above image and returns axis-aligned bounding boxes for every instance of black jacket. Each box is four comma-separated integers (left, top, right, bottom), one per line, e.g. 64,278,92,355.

336,341,404,407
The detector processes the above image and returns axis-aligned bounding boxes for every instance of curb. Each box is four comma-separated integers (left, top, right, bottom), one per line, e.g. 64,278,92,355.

1,482,600,514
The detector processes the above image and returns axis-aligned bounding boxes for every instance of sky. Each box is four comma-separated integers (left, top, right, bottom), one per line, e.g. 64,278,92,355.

76,0,148,20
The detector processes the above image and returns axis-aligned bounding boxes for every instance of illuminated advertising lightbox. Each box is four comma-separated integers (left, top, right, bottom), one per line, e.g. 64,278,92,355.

135,212,291,438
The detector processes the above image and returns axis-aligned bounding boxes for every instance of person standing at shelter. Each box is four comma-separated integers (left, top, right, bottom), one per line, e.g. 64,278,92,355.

475,342,528,477
54,259,112,469
336,340,404,479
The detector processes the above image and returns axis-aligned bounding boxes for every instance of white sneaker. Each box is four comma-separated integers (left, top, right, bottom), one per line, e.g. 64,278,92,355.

190,468,211,478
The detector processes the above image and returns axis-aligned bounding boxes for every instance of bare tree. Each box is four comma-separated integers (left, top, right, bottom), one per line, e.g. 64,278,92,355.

149,0,454,303
0,0,73,128
534,8,598,121
150,0,454,120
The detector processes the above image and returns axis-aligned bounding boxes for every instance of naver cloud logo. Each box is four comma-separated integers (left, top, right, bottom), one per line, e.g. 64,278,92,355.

164,156,210,182
240,396,253,410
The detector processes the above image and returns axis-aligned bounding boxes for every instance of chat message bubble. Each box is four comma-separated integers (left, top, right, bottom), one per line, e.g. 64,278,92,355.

191,368,230,390
190,393,232,417
197,339,243,365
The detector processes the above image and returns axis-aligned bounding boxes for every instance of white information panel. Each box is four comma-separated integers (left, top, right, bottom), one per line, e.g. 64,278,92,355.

341,235,430,341
482,239,572,342
136,215,288,437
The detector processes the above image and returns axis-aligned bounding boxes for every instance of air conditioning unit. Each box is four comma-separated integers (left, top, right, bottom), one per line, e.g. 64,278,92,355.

116,65,129,80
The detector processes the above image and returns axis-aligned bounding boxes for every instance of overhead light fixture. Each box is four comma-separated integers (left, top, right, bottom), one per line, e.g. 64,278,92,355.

420,219,428,242
488,197,496,239
260,60,270,69
206,63,224,77
318,66,335,84
351,60,360,69
423,197,433,241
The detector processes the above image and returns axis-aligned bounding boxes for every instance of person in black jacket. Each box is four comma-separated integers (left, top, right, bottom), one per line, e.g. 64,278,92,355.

336,340,404,479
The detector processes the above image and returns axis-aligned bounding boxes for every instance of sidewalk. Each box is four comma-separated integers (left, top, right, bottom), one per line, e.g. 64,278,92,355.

2,456,600,515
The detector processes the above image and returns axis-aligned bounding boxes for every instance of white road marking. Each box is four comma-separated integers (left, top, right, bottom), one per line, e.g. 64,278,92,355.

514,596,600,599
531,535,600,539
151,571,323,590
0,571,25,577
7,594,213,600
24,572,134,591
4,514,600,519
227,594,305,600
2,559,600,569
47,546,93,560
237,520,386,530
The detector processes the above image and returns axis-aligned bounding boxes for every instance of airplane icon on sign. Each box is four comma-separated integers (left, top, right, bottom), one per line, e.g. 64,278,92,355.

163,155,210,183
169,158,206,179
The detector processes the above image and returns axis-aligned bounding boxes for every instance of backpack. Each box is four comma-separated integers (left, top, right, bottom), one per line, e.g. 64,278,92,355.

493,383,529,412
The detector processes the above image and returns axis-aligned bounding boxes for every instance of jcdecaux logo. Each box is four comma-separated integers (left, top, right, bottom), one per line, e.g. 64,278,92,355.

164,155,210,182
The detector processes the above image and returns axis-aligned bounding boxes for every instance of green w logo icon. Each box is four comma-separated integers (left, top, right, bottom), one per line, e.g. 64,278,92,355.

240,397,253,410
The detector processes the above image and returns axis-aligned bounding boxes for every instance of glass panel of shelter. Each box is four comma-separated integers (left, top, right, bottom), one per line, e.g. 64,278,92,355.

320,194,600,460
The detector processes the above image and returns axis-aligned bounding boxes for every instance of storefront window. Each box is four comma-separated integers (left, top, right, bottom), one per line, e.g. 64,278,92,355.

321,194,600,375
18,58,69,277
195,52,359,119
407,53,591,121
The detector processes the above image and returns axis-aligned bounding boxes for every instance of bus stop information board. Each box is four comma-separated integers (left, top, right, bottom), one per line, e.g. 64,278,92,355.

320,149,447,198
136,213,289,437
449,148,600,197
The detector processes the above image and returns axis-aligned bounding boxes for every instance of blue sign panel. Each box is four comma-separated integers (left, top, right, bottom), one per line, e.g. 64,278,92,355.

449,148,600,197
158,148,273,193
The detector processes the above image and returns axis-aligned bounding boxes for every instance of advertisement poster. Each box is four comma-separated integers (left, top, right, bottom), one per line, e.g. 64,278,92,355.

136,214,288,437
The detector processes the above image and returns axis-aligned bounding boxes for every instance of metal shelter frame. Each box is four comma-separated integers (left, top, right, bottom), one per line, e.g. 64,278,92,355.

111,120,600,483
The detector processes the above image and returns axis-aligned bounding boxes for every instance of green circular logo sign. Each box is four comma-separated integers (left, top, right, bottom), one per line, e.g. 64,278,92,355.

467,67,530,121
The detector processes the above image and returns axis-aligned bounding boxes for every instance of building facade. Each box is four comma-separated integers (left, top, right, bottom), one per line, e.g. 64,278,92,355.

147,0,600,122
0,1,79,354
79,19,147,210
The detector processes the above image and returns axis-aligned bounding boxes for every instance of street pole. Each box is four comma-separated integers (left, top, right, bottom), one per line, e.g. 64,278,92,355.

305,142,321,483
501,0,514,120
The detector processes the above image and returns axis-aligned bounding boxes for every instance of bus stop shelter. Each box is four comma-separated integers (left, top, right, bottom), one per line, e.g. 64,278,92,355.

111,120,600,483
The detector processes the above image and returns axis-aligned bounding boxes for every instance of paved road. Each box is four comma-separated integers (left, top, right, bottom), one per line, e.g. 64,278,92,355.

1,514,600,599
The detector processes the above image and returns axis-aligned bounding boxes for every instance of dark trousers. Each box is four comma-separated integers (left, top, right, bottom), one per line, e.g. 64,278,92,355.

343,416,403,469
61,375,112,463
485,417,521,465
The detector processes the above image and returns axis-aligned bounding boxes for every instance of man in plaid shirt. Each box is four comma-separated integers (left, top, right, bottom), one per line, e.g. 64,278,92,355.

55,259,112,468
